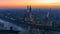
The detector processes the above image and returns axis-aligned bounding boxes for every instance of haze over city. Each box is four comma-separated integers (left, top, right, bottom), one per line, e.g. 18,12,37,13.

0,0,60,34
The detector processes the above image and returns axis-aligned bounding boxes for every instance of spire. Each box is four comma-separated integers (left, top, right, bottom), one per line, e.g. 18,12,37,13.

25,5,33,22
50,8,51,12
46,11,49,18
29,5,31,12
29,5,33,22
27,5,32,13
46,8,51,18
27,5,29,13
27,5,29,10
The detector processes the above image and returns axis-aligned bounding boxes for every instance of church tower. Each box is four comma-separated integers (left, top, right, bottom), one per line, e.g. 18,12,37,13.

24,5,33,22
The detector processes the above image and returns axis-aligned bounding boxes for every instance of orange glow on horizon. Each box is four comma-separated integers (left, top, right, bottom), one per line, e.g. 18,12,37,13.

0,0,60,8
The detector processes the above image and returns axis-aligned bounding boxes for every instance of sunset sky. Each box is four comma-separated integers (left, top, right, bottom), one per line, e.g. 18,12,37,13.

0,0,60,8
